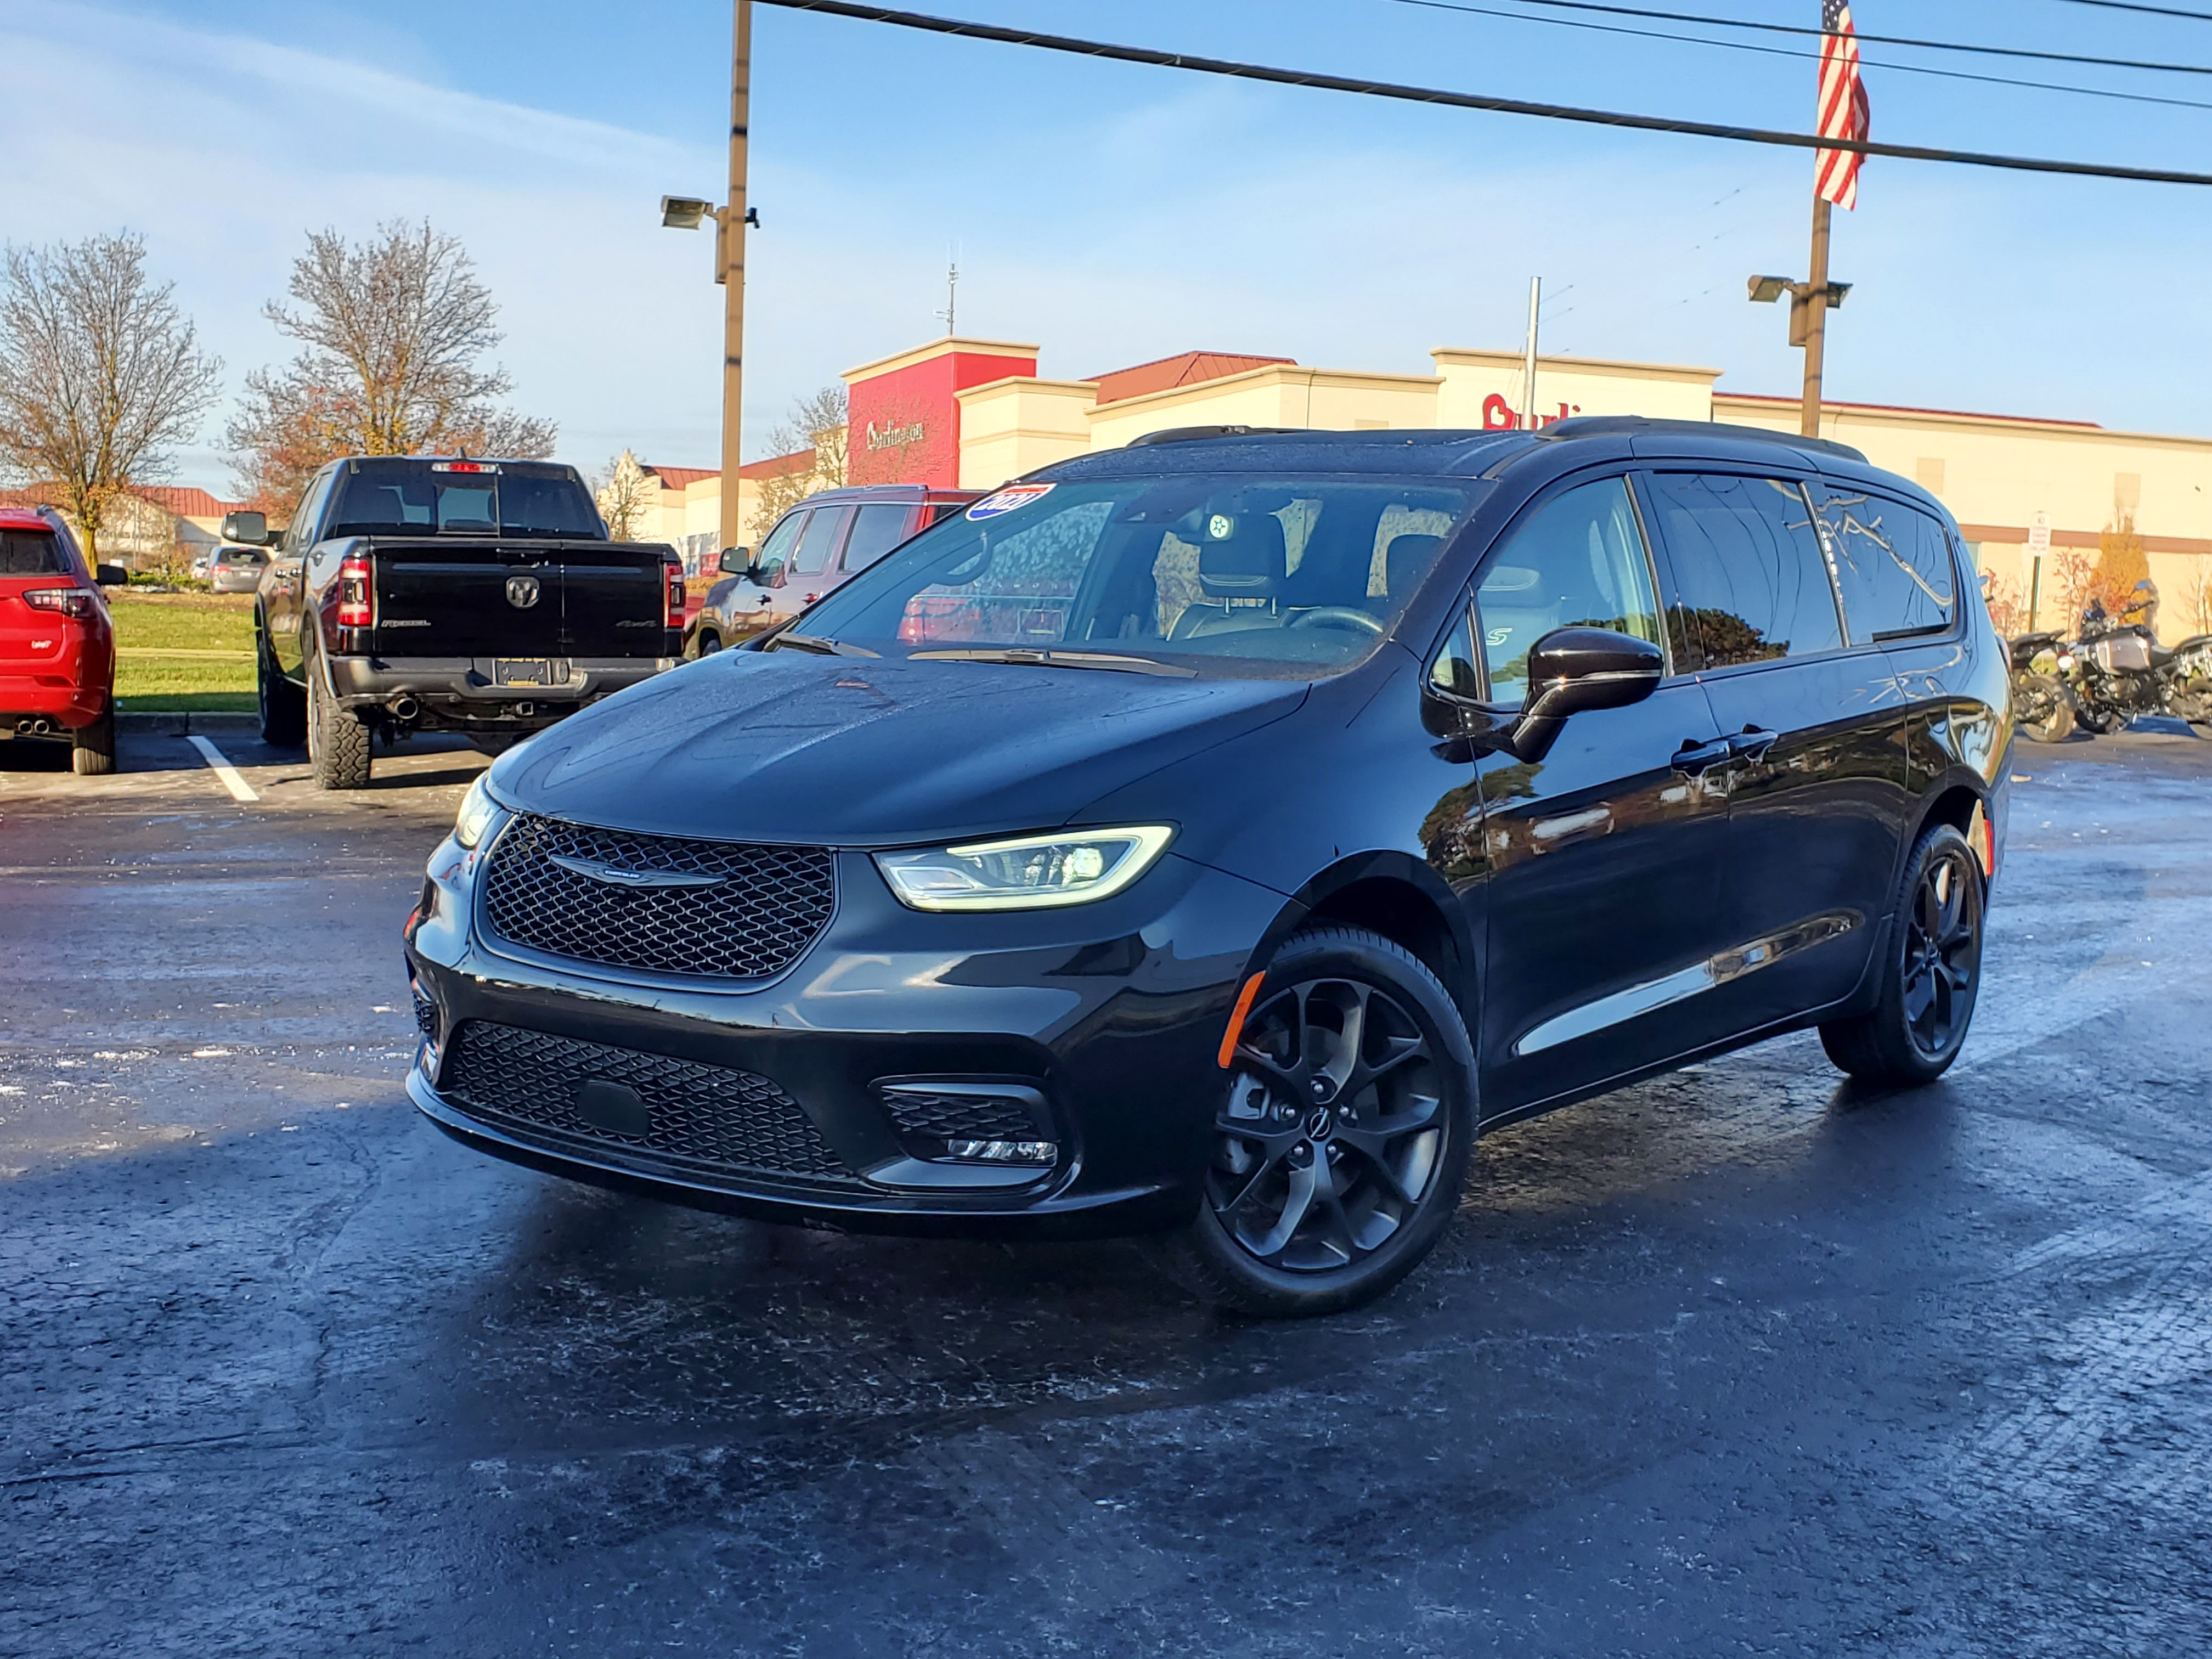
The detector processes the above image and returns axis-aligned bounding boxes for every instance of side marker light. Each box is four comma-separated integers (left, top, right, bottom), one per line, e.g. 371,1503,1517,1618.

1217,972,1267,1069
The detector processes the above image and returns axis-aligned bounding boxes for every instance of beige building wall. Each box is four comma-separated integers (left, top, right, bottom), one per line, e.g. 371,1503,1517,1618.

1084,365,1442,456
956,377,1097,489
1432,349,1720,428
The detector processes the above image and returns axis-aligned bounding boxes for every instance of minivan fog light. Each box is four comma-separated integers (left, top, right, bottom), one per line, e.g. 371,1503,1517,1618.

946,1138,1057,1165
875,826,1173,911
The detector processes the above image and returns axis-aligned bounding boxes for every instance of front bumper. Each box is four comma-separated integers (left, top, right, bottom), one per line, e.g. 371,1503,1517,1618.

404,835,1291,1240
329,653,674,731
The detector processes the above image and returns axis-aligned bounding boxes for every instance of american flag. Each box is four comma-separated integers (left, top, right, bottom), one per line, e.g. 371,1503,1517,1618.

1816,0,1871,210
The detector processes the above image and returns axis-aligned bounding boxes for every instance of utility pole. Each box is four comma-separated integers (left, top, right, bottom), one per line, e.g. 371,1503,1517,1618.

718,1,753,554
1799,196,1832,439
1520,276,1541,432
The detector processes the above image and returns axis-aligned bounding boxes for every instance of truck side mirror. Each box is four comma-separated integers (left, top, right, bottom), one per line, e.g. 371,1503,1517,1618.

718,546,749,577
222,510,269,546
95,563,127,587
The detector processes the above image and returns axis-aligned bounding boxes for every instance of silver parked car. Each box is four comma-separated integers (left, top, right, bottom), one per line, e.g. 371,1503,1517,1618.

206,545,269,592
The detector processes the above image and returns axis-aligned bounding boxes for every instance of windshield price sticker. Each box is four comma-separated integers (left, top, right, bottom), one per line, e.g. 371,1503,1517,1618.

966,483,1055,521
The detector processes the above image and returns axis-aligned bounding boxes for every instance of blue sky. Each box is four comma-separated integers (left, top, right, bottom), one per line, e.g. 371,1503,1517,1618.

7,0,2212,491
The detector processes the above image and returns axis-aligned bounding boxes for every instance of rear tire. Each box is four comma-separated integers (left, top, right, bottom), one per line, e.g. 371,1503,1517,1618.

1819,822,1985,1088
692,630,723,658
1152,925,1476,1318
307,659,371,789
2013,673,2074,744
71,704,115,776
257,623,307,748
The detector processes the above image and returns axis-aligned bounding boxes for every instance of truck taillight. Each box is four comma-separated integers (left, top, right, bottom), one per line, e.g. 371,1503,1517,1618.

665,557,684,627
337,554,374,629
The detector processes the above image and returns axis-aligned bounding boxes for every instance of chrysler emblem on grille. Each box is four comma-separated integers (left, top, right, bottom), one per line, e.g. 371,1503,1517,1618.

505,574,541,610
546,853,727,890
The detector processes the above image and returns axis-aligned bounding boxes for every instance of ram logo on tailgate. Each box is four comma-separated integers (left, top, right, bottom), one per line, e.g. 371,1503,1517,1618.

505,574,541,610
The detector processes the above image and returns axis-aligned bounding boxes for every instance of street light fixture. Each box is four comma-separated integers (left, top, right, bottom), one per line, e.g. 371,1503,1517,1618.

1748,272,1852,348
660,195,713,230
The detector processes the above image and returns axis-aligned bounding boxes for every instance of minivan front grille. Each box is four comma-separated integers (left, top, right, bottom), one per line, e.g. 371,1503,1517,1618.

439,1020,850,1181
479,814,834,981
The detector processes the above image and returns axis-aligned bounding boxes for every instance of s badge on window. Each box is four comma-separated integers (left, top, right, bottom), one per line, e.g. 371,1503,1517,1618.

505,574,541,610
966,482,1055,521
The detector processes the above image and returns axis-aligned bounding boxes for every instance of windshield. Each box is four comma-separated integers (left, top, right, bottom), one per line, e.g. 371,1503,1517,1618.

325,461,604,539
782,473,1481,677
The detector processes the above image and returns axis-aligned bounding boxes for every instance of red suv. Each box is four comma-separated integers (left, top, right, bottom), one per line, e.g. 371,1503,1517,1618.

0,506,122,775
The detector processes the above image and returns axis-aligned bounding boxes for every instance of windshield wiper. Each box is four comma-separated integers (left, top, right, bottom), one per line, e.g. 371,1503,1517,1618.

769,632,879,658
907,648,1197,678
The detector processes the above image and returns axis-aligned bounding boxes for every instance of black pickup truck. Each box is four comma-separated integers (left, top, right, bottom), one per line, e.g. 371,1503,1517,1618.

225,456,682,788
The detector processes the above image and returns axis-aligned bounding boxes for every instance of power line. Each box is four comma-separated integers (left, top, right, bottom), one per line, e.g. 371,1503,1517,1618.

2057,0,2212,19
1395,0,2212,77
1383,0,2212,113
759,0,2212,187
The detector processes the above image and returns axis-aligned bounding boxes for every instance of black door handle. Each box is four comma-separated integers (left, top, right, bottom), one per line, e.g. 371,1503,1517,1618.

1671,737,1734,776
1729,726,1780,763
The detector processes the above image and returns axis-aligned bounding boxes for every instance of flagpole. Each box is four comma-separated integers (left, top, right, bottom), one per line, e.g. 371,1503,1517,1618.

1800,194,1831,439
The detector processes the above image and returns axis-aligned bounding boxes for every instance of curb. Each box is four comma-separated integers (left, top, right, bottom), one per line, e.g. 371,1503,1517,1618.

119,712,259,735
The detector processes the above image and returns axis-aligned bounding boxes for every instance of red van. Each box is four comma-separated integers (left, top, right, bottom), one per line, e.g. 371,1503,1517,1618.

0,506,121,775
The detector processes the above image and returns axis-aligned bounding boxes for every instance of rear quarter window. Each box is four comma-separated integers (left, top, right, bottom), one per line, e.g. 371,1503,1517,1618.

1810,485,1957,642
0,529,69,575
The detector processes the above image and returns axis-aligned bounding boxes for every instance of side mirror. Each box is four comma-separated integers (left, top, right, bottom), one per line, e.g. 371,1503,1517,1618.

718,545,750,578
1501,627,1665,763
222,510,269,546
95,563,127,587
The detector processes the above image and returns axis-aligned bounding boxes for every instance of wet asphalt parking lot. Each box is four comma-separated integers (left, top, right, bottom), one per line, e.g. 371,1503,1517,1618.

2,722,2210,1657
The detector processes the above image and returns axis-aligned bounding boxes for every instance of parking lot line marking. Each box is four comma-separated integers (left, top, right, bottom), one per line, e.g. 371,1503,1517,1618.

185,735,259,803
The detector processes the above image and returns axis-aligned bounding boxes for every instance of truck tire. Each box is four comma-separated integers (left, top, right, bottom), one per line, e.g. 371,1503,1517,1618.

71,704,116,776
257,622,307,748
308,660,371,790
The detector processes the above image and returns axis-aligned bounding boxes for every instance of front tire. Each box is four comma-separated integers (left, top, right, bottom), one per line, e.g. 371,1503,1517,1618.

692,629,723,658
257,623,306,748
71,703,115,775
1156,926,1476,1318
307,659,371,790
1820,822,1985,1087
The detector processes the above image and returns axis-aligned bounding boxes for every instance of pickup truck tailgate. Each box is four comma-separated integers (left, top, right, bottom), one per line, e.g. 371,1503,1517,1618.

370,541,668,657
556,544,668,655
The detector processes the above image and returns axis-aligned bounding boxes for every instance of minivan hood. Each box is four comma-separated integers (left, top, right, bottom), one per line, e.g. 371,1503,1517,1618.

492,648,1309,845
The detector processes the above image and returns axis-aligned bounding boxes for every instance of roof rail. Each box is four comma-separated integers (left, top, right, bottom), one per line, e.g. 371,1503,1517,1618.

1127,424,1304,448
1535,415,1867,464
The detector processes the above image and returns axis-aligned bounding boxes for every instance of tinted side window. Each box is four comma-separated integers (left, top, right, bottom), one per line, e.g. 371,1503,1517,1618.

1427,606,1483,701
1810,486,1957,643
1649,473,1842,668
842,505,912,572
288,470,335,550
754,511,806,577
791,507,849,576
1473,476,1663,703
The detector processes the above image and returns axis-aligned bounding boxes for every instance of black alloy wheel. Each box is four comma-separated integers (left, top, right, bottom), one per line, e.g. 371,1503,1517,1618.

2013,672,2074,744
1820,822,1985,1086
1159,925,1475,1317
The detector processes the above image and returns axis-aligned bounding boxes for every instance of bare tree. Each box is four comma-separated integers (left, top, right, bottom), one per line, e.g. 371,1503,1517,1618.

748,384,848,540
229,221,555,508
593,450,656,541
0,233,221,563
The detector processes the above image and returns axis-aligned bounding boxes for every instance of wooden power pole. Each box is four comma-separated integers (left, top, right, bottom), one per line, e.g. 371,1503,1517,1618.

719,1,753,553
1799,195,1832,440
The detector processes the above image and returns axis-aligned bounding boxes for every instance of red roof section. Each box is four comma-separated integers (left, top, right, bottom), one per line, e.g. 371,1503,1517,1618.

1090,351,1296,407
1719,392,2102,431
130,485,240,518
642,464,719,490
737,448,816,481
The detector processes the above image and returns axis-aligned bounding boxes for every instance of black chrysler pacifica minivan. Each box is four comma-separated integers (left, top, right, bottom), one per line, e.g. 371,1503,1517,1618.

405,419,2011,1316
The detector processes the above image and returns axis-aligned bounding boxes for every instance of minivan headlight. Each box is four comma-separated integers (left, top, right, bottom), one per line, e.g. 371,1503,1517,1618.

875,826,1175,911
453,774,500,849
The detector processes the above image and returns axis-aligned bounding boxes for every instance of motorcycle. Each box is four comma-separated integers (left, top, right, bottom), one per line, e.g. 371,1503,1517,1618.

2012,595,2212,742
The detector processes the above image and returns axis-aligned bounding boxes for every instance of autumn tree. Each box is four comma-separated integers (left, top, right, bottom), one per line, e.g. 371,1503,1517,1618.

747,384,848,541
0,233,221,563
228,221,555,510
